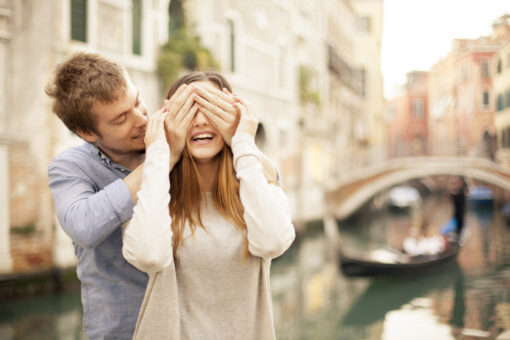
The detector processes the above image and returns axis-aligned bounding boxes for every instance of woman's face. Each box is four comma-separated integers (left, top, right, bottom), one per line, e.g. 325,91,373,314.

186,80,226,163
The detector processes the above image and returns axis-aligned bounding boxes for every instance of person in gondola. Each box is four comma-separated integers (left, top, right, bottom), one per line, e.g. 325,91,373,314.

449,176,467,237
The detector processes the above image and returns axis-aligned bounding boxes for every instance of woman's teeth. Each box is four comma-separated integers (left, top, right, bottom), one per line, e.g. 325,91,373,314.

192,133,214,141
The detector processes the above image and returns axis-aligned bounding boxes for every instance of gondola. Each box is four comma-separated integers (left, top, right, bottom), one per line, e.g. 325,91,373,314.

323,216,461,277
339,241,460,276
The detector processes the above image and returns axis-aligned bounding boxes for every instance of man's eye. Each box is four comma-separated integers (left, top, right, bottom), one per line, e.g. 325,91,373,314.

116,113,127,124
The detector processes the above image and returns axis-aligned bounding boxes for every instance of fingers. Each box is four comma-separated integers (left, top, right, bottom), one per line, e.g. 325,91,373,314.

166,84,187,105
174,93,196,124
193,94,234,123
181,103,199,132
197,104,223,127
166,85,194,117
194,86,236,115
145,107,168,145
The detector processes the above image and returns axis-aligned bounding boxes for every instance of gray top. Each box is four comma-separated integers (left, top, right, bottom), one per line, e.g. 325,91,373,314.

122,133,295,340
48,142,147,340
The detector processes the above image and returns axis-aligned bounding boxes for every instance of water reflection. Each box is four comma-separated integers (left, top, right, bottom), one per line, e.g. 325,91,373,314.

1,192,510,339
271,191,510,339
0,291,86,339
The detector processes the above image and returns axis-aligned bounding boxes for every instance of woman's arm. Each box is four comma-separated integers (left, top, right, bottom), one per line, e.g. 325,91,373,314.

122,110,174,274
231,97,295,260
232,133,295,260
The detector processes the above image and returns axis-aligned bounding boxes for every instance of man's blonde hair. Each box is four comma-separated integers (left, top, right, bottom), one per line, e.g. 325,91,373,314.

45,52,127,136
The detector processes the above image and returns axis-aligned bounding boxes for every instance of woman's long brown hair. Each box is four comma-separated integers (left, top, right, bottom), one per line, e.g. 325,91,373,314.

166,72,248,259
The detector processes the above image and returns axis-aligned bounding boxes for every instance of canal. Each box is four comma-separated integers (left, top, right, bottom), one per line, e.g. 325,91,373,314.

0,190,509,339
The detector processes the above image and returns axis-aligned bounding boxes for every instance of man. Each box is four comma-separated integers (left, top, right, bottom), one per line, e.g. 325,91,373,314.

47,52,279,339
47,53,152,339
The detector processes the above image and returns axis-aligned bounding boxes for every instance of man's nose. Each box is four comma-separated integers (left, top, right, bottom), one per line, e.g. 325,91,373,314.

134,107,148,127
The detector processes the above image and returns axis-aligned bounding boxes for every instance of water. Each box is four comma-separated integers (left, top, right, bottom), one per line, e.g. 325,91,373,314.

1,193,509,339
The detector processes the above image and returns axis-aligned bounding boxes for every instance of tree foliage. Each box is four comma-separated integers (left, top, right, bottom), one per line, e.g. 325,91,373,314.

157,0,219,93
298,65,321,107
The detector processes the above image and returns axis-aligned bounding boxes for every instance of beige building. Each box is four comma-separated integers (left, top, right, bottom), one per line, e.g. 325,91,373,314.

185,0,384,222
350,0,385,165
0,0,385,273
494,39,510,168
0,0,171,272
185,0,327,222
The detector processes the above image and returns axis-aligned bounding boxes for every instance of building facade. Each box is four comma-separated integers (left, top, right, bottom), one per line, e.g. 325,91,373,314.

387,71,428,158
427,16,510,159
0,0,171,273
185,0,384,222
0,0,385,274
494,39,510,168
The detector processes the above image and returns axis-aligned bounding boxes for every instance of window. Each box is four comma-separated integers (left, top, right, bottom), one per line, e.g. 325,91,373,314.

497,59,502,74
411,99,424,119
497,94,504,111
71,0,87,42
482,88,490,108
356,16,371,33
169,0,184,38
481,59,489,78
228,19,236,73
278,43,287,88
279,128,288,148
506,89,510,108
132,0,142,55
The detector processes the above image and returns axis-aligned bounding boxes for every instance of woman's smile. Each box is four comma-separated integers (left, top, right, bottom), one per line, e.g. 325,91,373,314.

190,131,217,145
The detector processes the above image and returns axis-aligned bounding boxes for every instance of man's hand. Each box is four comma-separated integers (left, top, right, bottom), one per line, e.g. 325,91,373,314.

232,95,258,138
164,84,199,170
144,106,168,147
193,86,239,146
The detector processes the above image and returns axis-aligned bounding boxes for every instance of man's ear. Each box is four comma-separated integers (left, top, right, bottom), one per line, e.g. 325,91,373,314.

76,129,99,144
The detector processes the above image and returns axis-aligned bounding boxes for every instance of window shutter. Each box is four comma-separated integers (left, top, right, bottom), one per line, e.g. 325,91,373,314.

132,0,142,55
71,0,87,42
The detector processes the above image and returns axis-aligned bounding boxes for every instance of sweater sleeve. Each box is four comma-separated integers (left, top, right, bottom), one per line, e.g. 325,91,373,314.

122,139,174,274
231,133,296,260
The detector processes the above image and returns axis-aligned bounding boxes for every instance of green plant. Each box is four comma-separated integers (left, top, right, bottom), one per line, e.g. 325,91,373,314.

11,224,36,234
298,65,321,107
157,28,219,93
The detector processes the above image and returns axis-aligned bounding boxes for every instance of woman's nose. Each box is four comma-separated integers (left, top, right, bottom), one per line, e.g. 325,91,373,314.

193,110,208,126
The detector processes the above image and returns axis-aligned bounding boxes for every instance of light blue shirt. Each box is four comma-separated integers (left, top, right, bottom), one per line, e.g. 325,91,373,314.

48,141,148,340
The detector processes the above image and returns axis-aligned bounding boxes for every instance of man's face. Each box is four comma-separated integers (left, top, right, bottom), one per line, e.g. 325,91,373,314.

82,77,148,162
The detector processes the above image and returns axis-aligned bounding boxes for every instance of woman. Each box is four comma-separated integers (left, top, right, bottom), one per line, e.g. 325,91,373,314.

122,72,295,340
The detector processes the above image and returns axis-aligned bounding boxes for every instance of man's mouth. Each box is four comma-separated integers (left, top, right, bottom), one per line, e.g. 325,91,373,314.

133,132,145,140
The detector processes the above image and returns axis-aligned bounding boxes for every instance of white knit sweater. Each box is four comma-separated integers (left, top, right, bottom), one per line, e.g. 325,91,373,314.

122,133,295,340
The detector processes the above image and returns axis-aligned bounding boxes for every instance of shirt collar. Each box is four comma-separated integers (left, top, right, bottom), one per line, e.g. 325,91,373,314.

83,141,132,174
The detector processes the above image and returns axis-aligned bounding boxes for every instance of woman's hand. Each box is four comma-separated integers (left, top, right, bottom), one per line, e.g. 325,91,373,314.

144,106,169,148
233,95,258,138
192,86,239,146
164,84,199,168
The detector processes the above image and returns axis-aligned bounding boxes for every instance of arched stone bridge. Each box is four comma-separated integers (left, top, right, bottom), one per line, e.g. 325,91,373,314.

324,157,510,220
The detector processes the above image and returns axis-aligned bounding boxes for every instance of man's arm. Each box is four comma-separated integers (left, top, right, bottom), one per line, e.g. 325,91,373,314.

49,158,135,249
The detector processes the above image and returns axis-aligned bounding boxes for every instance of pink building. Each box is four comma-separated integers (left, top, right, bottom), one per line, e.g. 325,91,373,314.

387,71,428,158
428,17,510,158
